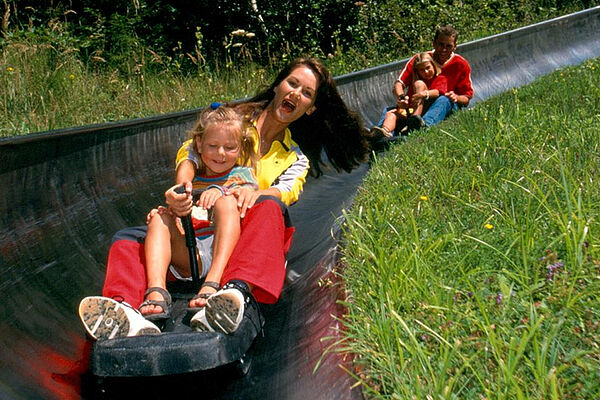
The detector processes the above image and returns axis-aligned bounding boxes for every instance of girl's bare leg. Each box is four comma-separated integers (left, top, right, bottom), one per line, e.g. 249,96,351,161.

189,195,242,308
140,211,187,315
412,80,428,116
381,109,398,133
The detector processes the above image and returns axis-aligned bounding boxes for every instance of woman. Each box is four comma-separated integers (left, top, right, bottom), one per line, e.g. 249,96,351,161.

79,57,369,340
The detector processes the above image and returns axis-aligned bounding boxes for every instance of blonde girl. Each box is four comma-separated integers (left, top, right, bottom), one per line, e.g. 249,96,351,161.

371,52,448,137
405,52,447,117
139,105,258,323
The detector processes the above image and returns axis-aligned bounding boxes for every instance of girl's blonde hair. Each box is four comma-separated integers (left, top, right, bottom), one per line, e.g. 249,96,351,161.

189,105,258,172
413,52,442,81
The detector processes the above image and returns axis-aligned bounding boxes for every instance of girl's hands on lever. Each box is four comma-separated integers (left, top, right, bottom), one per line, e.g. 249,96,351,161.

165,181,193,217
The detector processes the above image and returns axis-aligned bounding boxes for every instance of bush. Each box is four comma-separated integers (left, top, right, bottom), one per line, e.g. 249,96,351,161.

3,0,592,76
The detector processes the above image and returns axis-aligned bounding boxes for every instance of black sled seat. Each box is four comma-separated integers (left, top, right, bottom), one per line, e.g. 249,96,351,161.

91,186,261,378
90,289,261,377
91,326,257,377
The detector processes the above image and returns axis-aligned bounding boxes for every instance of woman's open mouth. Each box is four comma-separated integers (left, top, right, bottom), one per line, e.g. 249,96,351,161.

281,99,297,113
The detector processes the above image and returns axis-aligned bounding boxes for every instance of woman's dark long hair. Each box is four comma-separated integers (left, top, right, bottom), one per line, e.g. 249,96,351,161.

232,57,369,177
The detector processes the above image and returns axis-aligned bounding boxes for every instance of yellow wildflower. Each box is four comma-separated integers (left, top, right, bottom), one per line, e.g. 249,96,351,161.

484,223,494,230
7,66,14,73
419,195,428,201
69,74,75,80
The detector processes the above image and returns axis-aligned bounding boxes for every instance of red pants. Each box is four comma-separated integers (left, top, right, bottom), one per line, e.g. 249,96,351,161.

102,198,294,307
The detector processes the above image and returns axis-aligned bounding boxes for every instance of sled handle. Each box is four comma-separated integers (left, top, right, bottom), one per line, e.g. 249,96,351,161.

174,185,202,288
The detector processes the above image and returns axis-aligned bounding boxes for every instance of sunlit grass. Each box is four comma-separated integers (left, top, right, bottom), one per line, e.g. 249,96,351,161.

1,4,589,137
0,38,272,136
338,58,600,399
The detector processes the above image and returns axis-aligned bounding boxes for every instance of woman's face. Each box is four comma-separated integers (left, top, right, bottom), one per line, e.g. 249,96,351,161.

197,123,240,176
270,66,319,125
415,61,436,80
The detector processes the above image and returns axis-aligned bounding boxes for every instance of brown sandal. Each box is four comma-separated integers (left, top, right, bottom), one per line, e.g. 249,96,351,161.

186,281,220,313
139,287,172,322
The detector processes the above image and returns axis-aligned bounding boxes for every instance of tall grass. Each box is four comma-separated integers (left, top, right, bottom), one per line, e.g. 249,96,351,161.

1,4,592,137
0,33,272,136
338,58,600,399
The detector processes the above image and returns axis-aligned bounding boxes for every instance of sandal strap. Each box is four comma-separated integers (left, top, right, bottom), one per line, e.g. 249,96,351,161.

187,290,214,312
201,281,221,291
139,299,168,311
143,286,172,306
191,293,212,301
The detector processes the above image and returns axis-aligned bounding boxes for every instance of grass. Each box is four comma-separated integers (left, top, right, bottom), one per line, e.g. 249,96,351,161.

0,37,272,136
0,4,590,137
336,58,600,399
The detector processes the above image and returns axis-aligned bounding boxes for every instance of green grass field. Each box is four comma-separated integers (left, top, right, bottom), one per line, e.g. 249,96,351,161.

0,39,268,136
337,58,600,399
0,3,589,137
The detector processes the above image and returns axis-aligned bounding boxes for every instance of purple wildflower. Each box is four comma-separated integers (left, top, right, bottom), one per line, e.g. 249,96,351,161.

546,261,564,281
496,293,503,305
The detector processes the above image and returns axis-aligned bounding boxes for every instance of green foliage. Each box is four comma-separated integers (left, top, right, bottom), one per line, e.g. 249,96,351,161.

0,30,272,135
2,0,593,75
342,0,597,63
0,0,364,72
338,58,600,398
0,1,595,135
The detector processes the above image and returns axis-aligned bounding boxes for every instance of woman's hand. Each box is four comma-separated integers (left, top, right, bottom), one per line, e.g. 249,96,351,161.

196,187,223,210
165,182,193,217
230,187,262,218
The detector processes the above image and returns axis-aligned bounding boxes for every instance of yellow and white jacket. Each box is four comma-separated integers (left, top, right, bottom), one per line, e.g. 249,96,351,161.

175,124,309,206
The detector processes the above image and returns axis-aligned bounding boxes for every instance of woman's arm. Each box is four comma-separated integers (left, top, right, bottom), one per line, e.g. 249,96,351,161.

231,187,281,218
270,149,309,205
233,144,309,217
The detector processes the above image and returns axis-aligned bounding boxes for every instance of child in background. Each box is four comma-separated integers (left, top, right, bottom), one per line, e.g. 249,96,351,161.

371,52,447,137
138,105,258,332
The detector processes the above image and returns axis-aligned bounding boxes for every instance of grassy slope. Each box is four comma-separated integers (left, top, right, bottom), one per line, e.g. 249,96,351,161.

0,41,268,136
0,5,591,137
339,58,600,399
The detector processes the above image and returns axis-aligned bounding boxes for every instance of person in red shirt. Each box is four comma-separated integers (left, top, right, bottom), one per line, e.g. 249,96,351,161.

372,25,474,137
370,52,448,138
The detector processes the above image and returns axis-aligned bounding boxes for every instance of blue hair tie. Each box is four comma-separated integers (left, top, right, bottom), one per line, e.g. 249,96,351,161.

210,102,222,110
